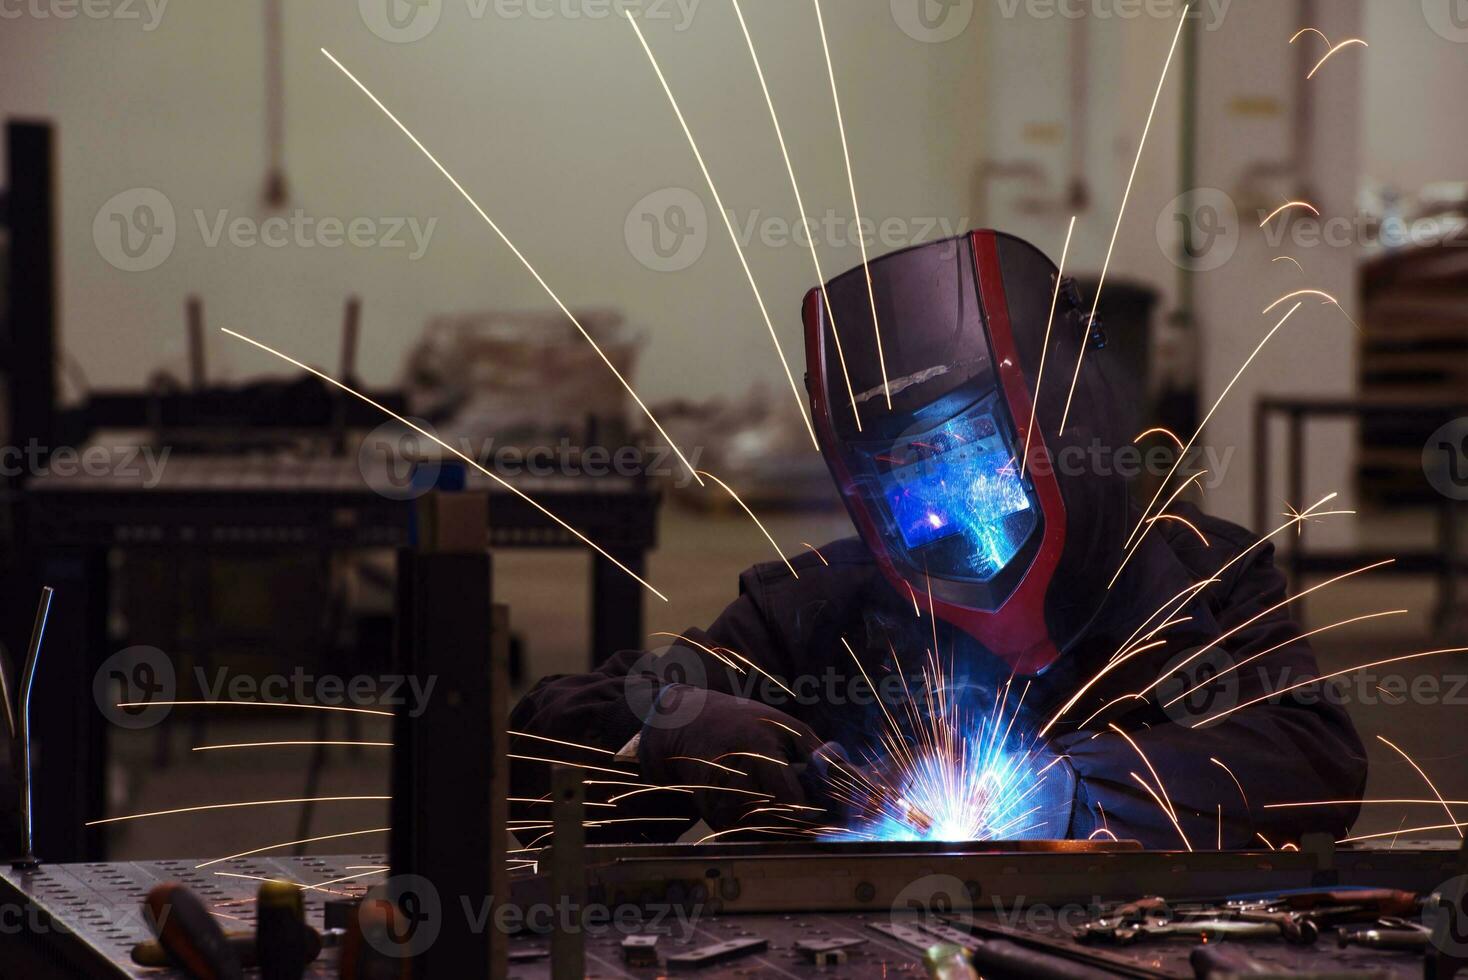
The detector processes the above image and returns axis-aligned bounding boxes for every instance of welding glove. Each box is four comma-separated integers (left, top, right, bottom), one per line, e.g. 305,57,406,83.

637,686,820,832
1018,744,1078,840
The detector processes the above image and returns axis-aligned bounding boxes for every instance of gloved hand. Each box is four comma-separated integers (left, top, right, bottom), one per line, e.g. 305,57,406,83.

638,686,822,831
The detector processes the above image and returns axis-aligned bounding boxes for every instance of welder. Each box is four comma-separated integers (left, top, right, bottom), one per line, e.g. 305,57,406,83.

510,230,1367,848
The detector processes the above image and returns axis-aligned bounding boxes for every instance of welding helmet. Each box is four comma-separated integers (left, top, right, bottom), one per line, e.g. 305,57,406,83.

804,231,1133,675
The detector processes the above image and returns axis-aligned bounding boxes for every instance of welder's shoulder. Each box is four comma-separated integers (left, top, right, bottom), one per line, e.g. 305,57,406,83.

1157,501,1279,585
736,537,882,612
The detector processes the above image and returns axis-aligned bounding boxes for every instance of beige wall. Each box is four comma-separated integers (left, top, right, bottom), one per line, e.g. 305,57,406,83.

0,0,985,408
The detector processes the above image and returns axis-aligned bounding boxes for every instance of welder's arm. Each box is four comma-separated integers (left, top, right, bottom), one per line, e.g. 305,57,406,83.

508,591,811,833
1052,547,1367,849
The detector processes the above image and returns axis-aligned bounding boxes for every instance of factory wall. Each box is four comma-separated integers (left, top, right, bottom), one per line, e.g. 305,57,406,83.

0,0,985,411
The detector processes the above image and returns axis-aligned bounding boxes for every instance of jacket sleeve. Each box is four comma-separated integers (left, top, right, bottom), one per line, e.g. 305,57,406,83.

1055,539,1368,849
507,585,794,836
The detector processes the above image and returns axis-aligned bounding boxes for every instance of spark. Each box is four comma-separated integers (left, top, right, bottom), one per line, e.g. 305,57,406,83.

196,828,390,869
120,700,390,717
510,731,617,756
759,717,802,737
1021,215,1077,479
605,785,765,804
1289,27,1331,46
1377,735,1461,838
1256,832,1276,850
652,628,799,700
1259,201,1320,226
1147,559,1395,701
694,826,804,844
697,470,799,579
648,631,746,674
1136,426,1184,451
1272,256,1305,273
1059,5,1189,434
812,0,890,409
667,756,748,777
1109,724,1186,844
221,327,667,602
1166,608,1409,707
623,13,817,449
1217,805,1223,850
1338,822,1468,844
510,797,617,809
731,0,860,430
1148,513,1210,548
88,797,389,827
1122,302,1305,554
801,542,830,566
1128,772,1192,851
508,755,638,778
714,751,788,767
1210,757,1249,823
193,740,391,752
1107,469,1211,588
1266,799,1468,809
318,49,701,486
1090,828,1119,842
1263,288,1363,332
1075,694,1147,729
1192,646,1468,728
1306,38,1368,79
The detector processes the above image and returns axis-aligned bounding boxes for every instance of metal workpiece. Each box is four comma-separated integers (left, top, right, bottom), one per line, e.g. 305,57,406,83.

549,765,587,980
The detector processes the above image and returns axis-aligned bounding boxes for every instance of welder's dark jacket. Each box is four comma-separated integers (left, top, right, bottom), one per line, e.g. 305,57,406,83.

511,504,1368,848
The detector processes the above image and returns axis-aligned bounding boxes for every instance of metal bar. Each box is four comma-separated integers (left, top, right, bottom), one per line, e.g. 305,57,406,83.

549,766,585,980
14,587,53,868
5,121,58,480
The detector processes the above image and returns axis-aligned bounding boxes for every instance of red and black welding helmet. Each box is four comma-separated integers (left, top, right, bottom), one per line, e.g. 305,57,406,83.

803,230,1133,675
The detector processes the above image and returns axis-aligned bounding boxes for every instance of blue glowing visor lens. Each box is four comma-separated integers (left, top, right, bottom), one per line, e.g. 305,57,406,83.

870,408,1037,581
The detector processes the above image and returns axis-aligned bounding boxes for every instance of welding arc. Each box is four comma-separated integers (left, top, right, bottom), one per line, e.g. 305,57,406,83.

221,328,667,602
622,14,818,450
1021,215,1076,480
812,0,890,410
1058,5,1190,435
731,0,860,431
319,48,702,488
